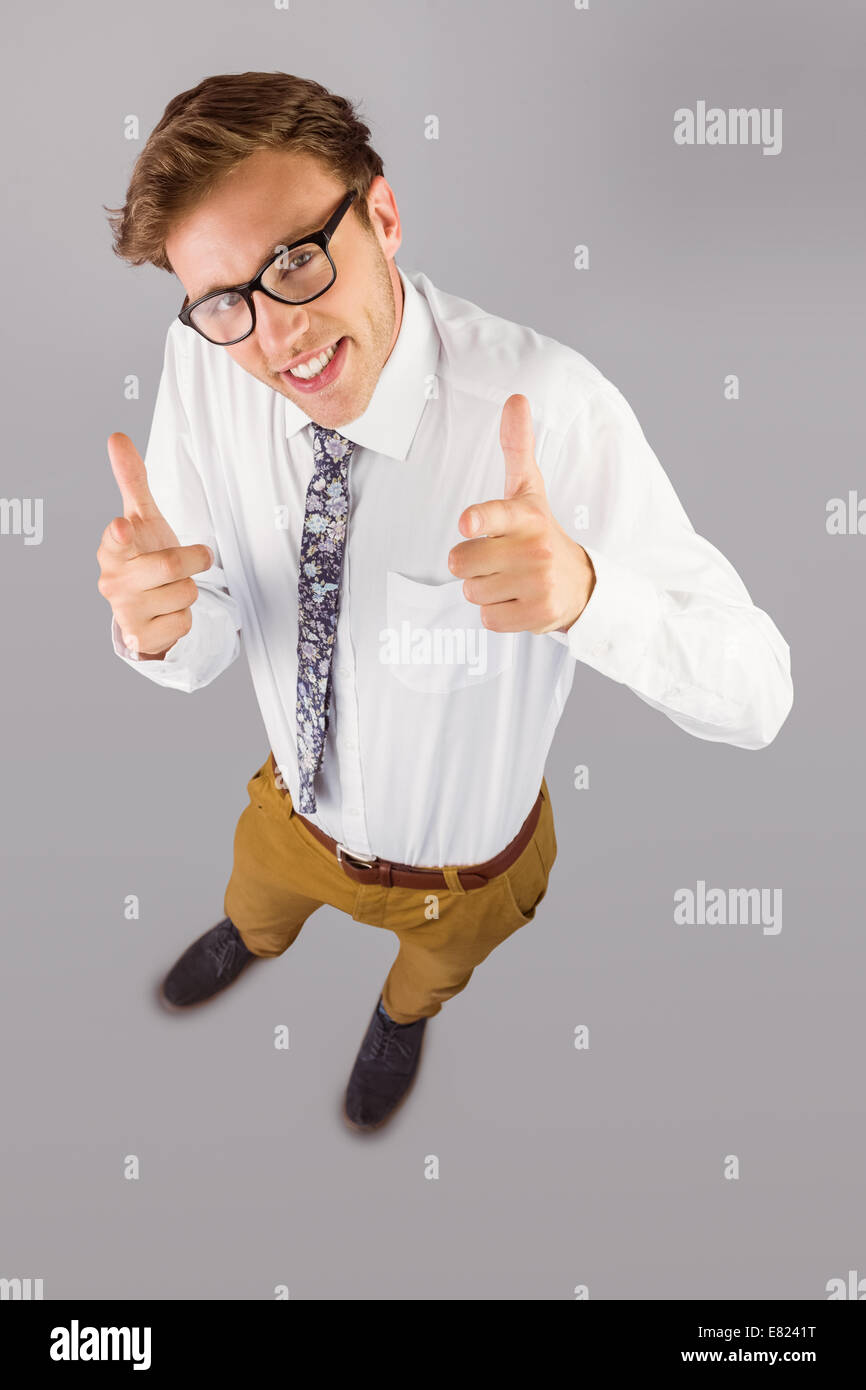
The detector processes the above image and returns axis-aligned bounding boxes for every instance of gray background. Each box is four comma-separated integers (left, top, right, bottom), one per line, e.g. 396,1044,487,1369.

1,0,863,1299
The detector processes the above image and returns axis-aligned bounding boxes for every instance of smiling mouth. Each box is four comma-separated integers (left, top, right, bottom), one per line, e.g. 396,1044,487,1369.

280,338,341,379
277,335,348,392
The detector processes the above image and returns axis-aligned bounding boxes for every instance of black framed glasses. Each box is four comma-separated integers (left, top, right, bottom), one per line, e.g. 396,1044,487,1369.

178,188,358,345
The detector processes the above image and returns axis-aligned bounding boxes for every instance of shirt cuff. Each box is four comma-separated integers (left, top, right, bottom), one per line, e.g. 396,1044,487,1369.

110,612,201,689
546,544,662,683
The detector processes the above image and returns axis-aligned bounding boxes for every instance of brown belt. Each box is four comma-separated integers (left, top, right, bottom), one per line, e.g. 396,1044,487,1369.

269,752,542,890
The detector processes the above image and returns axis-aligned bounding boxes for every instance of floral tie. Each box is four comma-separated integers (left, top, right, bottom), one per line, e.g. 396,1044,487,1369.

296,423,356,814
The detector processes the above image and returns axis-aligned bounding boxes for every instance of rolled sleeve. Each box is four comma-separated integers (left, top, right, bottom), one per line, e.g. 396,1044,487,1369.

549,544,663,681
110,603,240,693
544,383,793,748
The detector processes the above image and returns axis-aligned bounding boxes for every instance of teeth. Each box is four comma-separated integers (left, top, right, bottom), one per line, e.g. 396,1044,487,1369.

288,341,338,379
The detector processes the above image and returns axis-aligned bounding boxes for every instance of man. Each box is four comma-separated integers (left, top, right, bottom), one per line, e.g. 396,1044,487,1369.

97,72,793,1133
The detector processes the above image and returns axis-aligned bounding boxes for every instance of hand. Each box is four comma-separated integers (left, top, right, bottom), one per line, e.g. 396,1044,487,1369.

447,394,595,634
96,433,214,659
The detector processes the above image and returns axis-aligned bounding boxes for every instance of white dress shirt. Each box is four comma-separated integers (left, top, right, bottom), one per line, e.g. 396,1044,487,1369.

111,265,793,865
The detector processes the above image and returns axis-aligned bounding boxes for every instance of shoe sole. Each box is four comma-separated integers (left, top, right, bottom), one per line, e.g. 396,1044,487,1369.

341,1027,428,1133
155,954,260,1014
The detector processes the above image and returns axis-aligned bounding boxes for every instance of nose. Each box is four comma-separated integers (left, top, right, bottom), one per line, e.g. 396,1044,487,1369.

251,290,311,359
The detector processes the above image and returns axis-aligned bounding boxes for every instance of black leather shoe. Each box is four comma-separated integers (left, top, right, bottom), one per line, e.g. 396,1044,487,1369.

343,996,428,1131
158,917,257,1009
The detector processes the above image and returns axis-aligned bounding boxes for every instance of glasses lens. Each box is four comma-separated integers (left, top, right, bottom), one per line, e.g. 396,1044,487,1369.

189,291,253,345
261,243,334,302
187,245,335,343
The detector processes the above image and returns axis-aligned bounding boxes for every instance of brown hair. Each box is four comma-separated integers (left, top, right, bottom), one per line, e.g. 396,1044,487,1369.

105,71,385,273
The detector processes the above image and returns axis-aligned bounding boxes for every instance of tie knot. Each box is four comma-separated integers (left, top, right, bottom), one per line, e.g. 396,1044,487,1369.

310,422,356,467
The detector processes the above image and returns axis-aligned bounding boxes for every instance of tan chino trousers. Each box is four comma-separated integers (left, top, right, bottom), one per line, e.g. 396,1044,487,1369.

224,753,558,1023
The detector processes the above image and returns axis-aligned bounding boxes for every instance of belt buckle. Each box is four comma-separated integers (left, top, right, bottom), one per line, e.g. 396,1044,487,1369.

336,842,378,870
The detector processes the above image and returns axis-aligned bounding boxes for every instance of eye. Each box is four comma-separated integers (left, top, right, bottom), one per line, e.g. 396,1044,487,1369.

276,250,314,277
199,291,242,318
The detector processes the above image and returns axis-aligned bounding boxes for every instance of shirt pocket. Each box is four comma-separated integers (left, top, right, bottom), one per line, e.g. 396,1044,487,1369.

384,570,514,694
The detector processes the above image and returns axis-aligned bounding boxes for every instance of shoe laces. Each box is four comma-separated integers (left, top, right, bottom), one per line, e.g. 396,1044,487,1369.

369,1013,415,1064
208,924,248,980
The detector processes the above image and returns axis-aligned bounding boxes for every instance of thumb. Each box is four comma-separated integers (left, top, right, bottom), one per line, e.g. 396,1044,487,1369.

100,512,142,562
107,432,160,519
109,515,135,549
500,394,544,501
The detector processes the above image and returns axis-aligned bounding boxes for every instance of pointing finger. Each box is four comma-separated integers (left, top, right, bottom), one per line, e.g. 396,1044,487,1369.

500,394,543,501
107,433,160,520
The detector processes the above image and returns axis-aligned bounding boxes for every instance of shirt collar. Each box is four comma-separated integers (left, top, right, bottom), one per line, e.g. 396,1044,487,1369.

283,265,439,462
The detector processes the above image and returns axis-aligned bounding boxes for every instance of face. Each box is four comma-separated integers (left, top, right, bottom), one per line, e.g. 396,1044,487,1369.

165,148,403,430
